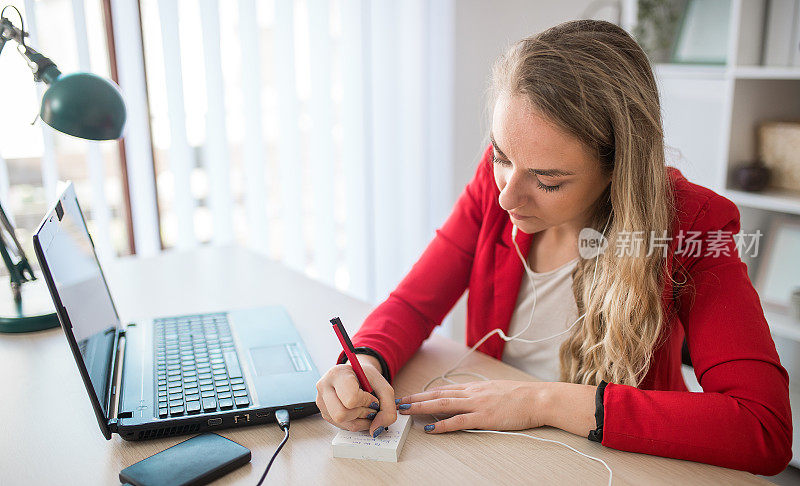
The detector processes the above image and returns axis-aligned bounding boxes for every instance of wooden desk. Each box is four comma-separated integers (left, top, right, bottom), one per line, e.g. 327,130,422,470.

0,246,767,485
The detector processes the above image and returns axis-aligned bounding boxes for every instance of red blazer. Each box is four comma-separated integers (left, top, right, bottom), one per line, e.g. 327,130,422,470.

345,144,792,475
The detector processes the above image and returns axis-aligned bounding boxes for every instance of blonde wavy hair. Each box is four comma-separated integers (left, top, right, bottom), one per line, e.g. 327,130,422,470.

490,20,675,387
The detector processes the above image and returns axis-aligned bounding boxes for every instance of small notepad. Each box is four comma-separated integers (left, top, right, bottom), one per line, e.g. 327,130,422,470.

331,413,412,462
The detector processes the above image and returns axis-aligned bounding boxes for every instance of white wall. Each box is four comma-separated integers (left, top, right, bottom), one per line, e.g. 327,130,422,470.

452,0,604,195
444,0,601,341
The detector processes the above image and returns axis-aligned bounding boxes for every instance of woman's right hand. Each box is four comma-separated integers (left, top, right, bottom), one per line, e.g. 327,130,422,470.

315,354,397,437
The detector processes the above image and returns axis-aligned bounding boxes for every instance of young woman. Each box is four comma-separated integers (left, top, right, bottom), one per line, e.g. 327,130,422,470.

314,20,792,475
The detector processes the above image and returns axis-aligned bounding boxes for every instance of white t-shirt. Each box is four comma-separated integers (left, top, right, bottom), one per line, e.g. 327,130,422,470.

501,255,580,381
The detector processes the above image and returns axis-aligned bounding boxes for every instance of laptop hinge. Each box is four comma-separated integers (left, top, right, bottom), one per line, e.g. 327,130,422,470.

107,328,126,423
108,417,118,432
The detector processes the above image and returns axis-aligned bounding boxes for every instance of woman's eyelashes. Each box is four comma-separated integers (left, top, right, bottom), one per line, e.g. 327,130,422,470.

492,156,562,192
536,179,561,192
491,155,510,167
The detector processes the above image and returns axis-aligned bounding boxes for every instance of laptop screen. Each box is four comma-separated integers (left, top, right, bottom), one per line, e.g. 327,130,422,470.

36,183,120,417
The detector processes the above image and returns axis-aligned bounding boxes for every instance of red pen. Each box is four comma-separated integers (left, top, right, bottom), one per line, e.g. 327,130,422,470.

330,317,374,394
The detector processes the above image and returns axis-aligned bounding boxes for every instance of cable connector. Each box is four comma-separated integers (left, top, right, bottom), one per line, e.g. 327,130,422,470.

275,409,290,431
256,409,292,486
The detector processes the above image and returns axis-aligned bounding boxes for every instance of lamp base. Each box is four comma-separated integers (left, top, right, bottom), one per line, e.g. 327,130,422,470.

0,312,59,333
0,278,60,333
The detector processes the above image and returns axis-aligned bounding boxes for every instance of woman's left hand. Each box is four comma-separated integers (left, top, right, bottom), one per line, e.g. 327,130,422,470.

396,380,551,433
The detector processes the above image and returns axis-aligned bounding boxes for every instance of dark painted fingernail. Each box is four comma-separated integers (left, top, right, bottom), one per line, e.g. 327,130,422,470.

369,402,380,410
395,398,401,404
424,424,435,432
373,427,385,438
398,403,411,410
366,412,376,419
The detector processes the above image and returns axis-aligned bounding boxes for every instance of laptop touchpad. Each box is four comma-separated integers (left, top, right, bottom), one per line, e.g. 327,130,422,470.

249,343,308,375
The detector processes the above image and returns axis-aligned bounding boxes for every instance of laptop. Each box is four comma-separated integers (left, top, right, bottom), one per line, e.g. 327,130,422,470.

33,182,321,441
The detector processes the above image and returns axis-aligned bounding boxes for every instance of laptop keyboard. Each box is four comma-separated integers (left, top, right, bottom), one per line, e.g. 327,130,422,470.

154,313,251,419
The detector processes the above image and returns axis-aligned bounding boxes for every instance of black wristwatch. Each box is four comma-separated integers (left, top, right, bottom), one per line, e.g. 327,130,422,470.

337,346,392,383
587,380,608,442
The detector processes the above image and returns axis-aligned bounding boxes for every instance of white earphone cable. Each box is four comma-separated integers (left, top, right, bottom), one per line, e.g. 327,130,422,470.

422,216,613,486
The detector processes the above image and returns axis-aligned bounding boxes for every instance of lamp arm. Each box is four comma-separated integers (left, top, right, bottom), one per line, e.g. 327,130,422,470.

0,204,34,279
19,44,61,84
0,15,25,45
0,15,61,84
0,202,34,304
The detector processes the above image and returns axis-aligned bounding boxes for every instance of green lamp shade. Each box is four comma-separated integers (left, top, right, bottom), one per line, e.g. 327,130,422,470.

39,72,126,141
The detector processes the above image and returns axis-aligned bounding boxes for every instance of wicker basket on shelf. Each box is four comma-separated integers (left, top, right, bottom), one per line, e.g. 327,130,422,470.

759,121,800,192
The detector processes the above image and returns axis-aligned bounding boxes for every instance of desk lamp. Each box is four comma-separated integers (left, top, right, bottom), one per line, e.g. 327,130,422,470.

0,5,126,333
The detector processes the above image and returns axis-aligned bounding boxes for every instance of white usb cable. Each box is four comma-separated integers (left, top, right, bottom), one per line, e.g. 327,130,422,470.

422,217,614,486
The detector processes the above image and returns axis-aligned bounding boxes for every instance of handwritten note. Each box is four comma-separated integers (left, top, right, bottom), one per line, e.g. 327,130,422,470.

331,413,412,462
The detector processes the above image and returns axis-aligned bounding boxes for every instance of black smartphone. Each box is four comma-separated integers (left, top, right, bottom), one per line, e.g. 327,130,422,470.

119,433,251,486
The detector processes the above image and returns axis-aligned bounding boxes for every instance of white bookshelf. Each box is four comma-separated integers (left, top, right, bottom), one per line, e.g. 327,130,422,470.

652,0,800,468
655,0,800,328
653,63,727,79
655,63,800,81
766,309,800,342
724,189,800,215
733,65,800,80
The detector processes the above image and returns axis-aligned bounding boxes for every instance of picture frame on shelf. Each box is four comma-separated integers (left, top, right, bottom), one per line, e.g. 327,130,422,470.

755,216,800,315
671,0,730,65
